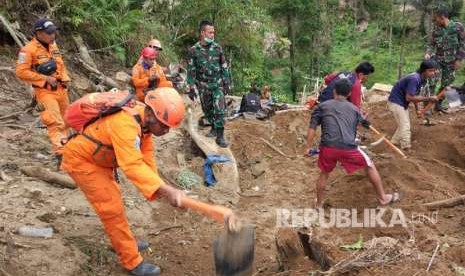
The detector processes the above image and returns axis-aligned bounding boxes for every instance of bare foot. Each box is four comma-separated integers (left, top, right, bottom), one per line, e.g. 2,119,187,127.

379,192,401,205
313,198,323,209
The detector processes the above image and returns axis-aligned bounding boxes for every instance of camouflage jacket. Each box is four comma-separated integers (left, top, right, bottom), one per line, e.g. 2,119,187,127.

426,20,465,64
186,41,231,90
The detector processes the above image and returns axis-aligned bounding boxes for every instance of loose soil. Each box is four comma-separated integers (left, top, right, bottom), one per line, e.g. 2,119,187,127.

1,54,465,276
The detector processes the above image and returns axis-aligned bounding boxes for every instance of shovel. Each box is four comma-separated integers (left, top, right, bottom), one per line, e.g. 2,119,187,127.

180,197,255,276
369,125,407,158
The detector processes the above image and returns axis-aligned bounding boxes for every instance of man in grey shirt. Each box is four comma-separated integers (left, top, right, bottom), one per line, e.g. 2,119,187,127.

305,79,400,208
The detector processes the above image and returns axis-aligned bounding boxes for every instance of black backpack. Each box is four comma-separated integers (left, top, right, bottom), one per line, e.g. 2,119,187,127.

239,92,261,113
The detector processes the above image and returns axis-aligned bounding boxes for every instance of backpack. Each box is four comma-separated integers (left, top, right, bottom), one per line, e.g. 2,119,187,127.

239,92,262,113
64,90,138,132
318,72,356,103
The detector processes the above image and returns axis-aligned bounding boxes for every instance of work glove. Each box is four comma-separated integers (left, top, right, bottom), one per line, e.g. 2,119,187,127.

360,119,371,129
188,87,198,101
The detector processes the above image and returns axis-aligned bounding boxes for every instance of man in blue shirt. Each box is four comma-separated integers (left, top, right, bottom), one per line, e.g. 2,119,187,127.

388,60,438,150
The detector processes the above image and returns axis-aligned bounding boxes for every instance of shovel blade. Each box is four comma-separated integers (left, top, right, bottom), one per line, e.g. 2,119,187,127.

214,224,255,276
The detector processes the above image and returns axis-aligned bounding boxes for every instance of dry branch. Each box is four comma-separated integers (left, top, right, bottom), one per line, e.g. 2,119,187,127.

20,166,76,189
72,34,98,69
0,15,26,48
0,108,32,121
258,137,289,158
73,34,120,89
423,195,465,210
76,58,120,89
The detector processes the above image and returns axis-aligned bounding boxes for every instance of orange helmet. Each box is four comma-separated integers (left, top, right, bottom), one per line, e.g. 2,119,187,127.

145,87,185,128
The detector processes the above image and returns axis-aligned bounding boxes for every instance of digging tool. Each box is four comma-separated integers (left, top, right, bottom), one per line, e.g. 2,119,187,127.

369,135,385,147
179,196,255,276
418,89,446,118
368,126,407,158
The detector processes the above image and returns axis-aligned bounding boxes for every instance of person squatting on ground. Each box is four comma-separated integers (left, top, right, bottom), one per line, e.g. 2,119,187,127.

306,79,399,208
132,42,172,101
187,20,232,148
16,18,71,164
424,6,465,110
61,88,186,276
388,60,438,151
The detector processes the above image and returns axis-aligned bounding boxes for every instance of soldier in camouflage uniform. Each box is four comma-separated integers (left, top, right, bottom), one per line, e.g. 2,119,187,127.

425,6,465,110
187,20,231,148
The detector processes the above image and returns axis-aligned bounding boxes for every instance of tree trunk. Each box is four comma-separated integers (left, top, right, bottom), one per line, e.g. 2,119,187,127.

397,1,407,80
288,13,297,101
388,0,393,74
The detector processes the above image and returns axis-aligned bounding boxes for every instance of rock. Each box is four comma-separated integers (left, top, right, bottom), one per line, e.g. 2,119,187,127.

369,83,393,94
115,71,131,83
33,152,49,161
251,162,267,178
37,212,57,223
367,94,388,103
23,187,44,200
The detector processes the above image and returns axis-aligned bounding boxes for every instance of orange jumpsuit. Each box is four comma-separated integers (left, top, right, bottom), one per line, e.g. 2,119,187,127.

131,61,172,101
16,37,70,154
61,104,165,270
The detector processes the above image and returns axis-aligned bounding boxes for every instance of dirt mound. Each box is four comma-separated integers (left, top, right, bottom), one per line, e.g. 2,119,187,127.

1,52,465,275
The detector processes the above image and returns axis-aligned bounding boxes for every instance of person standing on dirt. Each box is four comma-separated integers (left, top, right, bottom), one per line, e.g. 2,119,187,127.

306,79,399,208
132,42,172,101
424,6,465,111
318,62,375,110
16,18,71,165
388,60,439,151
61,88,186,276
187,20,232,148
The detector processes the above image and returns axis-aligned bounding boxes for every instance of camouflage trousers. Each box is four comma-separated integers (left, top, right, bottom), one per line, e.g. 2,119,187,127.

199,87,226,129
427,62,456,94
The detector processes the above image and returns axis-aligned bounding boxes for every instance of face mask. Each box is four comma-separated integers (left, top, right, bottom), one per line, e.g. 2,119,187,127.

204,37,214,44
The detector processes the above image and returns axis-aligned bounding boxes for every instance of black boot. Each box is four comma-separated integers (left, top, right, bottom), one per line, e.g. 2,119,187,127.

130,261,160,276
434,99,448,113
206,126,216,138
215,127,229,148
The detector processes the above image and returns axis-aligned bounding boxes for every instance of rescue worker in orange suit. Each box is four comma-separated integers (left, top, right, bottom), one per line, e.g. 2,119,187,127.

16,18,70,163
132,44,172,101
61,88,186,276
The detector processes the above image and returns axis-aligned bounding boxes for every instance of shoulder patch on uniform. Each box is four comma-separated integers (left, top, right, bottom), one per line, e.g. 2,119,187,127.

18,52,26,64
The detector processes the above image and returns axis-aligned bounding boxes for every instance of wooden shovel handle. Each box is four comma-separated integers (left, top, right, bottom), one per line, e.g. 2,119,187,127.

180,196,233,224
369,126,407,158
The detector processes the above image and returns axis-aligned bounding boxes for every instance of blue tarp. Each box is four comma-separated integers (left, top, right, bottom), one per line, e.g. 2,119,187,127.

203,154,231,187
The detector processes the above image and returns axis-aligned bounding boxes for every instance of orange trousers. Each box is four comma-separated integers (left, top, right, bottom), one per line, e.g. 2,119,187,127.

36,87,69,154
66,164,143,270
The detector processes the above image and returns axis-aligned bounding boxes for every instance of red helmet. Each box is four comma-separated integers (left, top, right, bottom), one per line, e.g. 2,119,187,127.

141,47,156,59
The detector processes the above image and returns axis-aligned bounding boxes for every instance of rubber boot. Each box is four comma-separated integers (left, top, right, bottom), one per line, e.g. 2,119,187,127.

137,240,149,251
130,261,161,276
206,126,216,138
434,99,448,113
215,127,229,148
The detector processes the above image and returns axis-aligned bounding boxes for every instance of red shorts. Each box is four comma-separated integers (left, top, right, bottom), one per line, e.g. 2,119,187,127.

318,146,373,174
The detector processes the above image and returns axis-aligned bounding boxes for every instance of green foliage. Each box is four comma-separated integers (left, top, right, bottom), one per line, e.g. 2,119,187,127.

43,0,465,100
340,235,364,251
